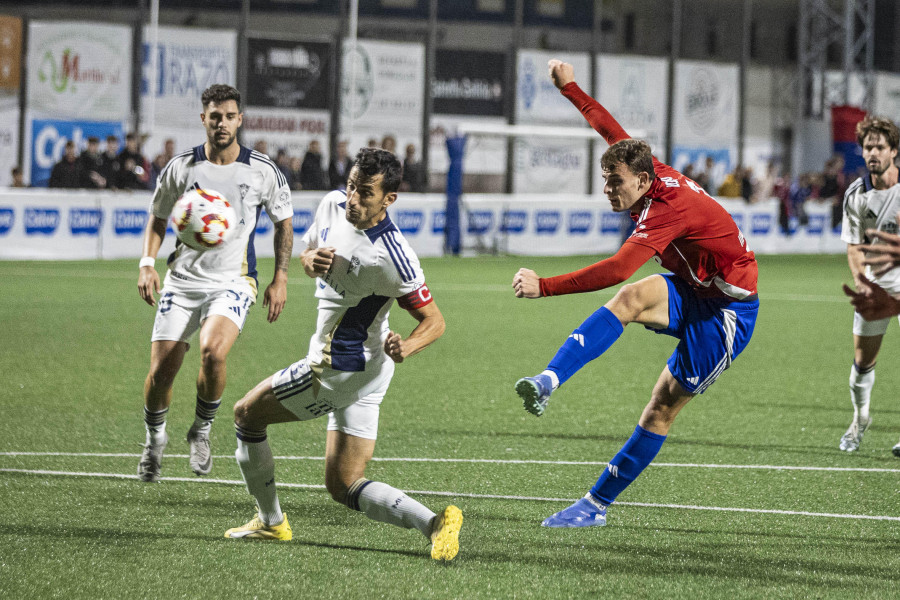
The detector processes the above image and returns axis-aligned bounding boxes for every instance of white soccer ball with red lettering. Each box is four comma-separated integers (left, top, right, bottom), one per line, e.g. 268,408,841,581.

171,188,236,250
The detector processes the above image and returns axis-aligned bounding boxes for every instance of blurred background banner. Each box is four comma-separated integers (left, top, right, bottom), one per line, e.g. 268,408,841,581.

29,118,125,187
140,25,237,156
243,36,333,160
0,15,21,187
340,39,424,155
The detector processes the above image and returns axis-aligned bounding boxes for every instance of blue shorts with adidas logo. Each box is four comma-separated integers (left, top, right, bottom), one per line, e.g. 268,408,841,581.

649,273,759,394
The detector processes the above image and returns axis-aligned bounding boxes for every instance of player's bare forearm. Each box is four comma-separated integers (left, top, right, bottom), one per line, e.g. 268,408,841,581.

862,227,900,276
138,216,167,306
847,244,869,286
272,218,294,277
384,302,445,363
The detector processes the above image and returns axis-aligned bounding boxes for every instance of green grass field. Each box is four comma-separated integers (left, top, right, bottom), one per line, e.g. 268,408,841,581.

1,254,898,599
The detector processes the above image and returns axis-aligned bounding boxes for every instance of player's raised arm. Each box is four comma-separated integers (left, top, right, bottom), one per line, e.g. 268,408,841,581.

263,217,294,322
548,59,630,145
384,300,445,364
137,215,167,306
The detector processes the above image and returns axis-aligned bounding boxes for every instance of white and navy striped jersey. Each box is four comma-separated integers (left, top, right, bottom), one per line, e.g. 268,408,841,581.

302,190,431,372
150,145,293,298
842,176,900,292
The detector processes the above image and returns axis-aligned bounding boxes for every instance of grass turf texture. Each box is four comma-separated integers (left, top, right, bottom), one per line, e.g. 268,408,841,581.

1,254,898,599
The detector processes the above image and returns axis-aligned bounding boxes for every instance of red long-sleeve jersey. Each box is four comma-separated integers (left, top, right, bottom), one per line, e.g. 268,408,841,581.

540,82,758,301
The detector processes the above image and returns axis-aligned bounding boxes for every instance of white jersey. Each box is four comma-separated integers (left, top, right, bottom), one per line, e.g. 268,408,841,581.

151,144,293,298
841,176,900,292
302,190,432,372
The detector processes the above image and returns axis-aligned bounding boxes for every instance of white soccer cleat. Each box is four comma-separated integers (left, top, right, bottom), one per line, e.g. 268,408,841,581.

892,441,900,458
839,416,871,452
138,432,168,482
186,426,212,475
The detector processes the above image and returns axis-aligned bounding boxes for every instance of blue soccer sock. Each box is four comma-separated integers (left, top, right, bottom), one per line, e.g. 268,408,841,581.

547,306,624,386
589,425,667,506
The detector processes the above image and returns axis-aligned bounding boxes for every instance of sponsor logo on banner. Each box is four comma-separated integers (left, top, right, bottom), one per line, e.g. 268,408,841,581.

807,214,825,235
500,210,527,234
751,213,771,235
730,213,745,230
292,210,314,235
0,207,14,234
247,38,331,109
114,209,147,235
340,44,374,120
395,210,424,235
568,211,593,234
256,210,273,235
600,212,622,234
535,211,561,234
30,119,125,187
70,208,103,235
25,208,60,235
433,50,505,116
432,210,445,234
685,67,721,135
467,210,494,235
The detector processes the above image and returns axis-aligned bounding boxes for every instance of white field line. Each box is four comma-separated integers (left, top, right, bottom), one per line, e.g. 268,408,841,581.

1,467,898,522
1,451,898,473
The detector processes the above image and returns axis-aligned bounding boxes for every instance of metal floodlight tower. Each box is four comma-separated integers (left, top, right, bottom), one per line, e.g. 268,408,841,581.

798,0,875,119
798,0,874,118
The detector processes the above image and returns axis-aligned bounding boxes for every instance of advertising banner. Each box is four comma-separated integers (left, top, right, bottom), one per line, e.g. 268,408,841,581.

433,49,505,117
27,21,131,121
516,49,590,125
0,99,18,186
242,106,330,162
874,72,900,122
28,118,125,187
247,37,331,109
512,137,590,194
673,60,738,149
0,15,22,91
339,39,424,155
141,25,237,154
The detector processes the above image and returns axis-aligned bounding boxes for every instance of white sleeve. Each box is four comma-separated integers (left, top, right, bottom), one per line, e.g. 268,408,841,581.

841,185,866,245
261,167,293,224
378,232,426,298
150,159,182,219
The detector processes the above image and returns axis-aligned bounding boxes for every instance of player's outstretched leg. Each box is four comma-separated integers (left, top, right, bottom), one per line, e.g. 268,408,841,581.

840,363,875,452
138,407,168,482
186,395,220,475
225,425,292,540
516,306,624,416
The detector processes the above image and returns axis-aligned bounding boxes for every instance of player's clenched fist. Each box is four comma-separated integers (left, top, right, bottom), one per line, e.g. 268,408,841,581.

513,268,542,299
384,330,407,363
302,246,337,277
548,59,575,90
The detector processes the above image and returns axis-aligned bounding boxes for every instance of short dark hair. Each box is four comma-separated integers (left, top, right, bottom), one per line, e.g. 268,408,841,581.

601,139,656,180
202,84,241,110
353,147,402,194
106,134,118,142
856,115,900,150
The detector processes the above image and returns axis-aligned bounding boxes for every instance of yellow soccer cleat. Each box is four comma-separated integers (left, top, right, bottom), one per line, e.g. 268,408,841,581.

224,513,292,541
430,505,463,561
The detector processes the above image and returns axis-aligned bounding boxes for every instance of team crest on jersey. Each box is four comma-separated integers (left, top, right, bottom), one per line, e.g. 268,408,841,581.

347,255,361,275
238,183,249,201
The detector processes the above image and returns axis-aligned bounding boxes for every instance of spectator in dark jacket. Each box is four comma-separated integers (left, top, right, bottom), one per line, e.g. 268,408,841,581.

300,140,328,191
49,141,80,188
77,136,107,188
99,135,121,189
116,133,150,190
328,140,353,190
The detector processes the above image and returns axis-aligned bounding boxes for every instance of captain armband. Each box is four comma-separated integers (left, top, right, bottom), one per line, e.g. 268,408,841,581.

397,284,434,310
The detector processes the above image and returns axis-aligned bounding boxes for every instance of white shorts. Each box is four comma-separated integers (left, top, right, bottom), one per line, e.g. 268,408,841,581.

853,311,900,337
151,287,254,343
270,356,395,440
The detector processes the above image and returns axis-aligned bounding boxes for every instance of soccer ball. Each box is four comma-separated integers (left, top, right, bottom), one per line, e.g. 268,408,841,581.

171,188,236,250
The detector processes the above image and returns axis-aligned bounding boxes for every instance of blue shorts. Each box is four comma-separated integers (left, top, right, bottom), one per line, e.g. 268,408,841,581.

649,274,759,394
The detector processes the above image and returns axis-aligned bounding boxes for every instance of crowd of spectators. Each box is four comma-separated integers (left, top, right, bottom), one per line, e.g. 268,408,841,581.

254,134,425,193
46,133,152,190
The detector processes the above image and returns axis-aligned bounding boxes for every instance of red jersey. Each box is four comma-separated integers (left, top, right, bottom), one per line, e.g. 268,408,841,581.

541,83,758,301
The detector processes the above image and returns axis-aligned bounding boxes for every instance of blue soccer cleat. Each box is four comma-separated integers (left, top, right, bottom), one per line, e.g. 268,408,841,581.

541,495,607,528
515,374,553,416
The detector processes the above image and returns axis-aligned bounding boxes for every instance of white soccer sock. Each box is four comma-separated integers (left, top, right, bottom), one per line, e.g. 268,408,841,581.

143,407,168,446
192,396,221,435
346,479,436,539
541,370,560,390
849,363,875,422
234,428,283,527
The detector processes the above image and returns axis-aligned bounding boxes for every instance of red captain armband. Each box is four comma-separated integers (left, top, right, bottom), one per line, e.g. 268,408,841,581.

397,284,434,310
